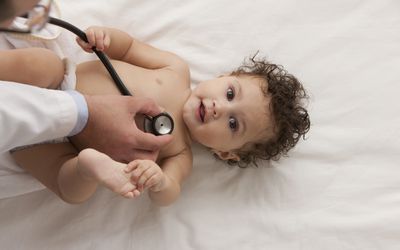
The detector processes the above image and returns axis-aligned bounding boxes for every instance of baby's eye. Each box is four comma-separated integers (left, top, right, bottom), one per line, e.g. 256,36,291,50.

226,87,235,101
229,117,238,131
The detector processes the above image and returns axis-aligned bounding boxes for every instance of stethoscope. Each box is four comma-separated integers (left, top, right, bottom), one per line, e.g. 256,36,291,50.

48,17,174,136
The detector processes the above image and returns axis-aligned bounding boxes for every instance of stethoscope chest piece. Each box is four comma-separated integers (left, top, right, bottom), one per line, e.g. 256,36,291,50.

144,112,174,135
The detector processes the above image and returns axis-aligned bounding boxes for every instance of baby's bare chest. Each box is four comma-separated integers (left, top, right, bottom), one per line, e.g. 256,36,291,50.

75,60,192,159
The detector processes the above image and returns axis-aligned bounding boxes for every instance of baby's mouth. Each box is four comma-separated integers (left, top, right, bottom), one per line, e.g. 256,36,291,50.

199,101,205,122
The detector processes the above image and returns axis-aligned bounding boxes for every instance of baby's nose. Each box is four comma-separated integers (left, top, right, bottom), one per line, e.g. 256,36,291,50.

212,100,225,119
212,101,217,118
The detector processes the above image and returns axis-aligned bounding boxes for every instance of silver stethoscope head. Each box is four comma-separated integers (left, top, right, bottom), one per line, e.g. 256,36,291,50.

144,112,174,135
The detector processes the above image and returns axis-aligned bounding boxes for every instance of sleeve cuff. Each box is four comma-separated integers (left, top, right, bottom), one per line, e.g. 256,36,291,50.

65,90,88,136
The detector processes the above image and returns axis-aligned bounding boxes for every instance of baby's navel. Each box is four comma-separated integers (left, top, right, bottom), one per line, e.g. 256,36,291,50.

156,78,163,85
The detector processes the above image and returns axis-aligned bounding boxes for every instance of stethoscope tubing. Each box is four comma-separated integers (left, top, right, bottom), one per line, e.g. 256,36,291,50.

48,17,132,96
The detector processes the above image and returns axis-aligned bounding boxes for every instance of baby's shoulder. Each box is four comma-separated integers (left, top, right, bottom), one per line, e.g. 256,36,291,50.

159,131,192,161
158,140,193,180
158,54,190,87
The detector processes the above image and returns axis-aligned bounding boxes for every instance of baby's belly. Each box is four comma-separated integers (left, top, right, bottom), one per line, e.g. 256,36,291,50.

75,60,153,97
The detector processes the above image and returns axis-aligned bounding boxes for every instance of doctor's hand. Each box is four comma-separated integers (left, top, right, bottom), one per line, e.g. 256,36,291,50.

69,95,173,163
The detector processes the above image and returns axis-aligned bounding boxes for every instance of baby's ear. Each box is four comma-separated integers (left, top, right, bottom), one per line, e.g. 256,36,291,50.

212,149,240,162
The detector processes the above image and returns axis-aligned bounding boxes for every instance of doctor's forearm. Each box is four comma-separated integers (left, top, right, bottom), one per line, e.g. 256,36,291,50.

0,82,81,153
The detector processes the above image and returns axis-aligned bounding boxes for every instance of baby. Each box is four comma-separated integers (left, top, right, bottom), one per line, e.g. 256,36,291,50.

4,26,310,206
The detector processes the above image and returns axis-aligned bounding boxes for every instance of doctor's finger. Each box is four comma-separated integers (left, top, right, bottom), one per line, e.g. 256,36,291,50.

129,148,158,162
130,97,164,117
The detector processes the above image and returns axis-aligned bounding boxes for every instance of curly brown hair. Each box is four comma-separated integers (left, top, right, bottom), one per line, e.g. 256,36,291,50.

219,55,310,167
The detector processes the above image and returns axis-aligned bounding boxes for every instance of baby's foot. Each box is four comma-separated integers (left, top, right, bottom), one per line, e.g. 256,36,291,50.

77,148,140,198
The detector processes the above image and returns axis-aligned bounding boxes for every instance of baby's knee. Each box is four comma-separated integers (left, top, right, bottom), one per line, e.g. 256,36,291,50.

21,48,65,88
59,193,88,205
1,48,63,88
8,48,64,88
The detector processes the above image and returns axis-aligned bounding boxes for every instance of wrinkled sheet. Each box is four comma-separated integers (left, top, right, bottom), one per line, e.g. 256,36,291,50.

1,0,400,249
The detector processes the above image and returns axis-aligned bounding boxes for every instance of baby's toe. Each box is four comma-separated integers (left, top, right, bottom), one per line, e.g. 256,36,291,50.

122,192,134,199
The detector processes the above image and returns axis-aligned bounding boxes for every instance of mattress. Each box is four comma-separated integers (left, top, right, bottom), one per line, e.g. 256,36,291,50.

0,0,399,249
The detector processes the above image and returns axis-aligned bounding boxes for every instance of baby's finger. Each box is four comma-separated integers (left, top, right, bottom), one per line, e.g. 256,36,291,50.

144,173,161,189
137,185,144,193
85,28,96,47
122,192,134,199
124,160,139,173
131,163,151,183
137,167,158,187
95,30,105,51
75,37,83,46
132,189,141,198
76,37,92,53
103,34,111,50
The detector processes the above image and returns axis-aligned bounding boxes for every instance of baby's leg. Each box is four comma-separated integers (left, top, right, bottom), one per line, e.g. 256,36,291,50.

12,144,139,204
11,142,81,201
0,48,64,89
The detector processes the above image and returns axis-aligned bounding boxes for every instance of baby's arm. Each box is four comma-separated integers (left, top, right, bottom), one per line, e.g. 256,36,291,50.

0,48,64,89
125,148,193,206
77,26,189,76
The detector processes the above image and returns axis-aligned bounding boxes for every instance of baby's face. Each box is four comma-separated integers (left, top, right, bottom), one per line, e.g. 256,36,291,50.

183,75,271,154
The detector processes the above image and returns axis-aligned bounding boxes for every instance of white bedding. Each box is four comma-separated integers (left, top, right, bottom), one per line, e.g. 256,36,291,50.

1,0,400,249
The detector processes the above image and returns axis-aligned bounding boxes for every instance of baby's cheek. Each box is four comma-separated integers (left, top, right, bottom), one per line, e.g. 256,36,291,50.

202,127,229,148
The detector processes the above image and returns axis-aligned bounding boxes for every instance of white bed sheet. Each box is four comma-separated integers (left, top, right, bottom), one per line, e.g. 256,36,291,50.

1,0,400,249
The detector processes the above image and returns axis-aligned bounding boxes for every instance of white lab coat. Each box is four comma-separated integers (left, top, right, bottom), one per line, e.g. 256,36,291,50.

0,19,83,198
0,81,78,153
0,81,79,198
0,18,81,153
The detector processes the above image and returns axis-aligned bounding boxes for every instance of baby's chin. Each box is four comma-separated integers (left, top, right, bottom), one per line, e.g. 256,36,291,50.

189,133,222,151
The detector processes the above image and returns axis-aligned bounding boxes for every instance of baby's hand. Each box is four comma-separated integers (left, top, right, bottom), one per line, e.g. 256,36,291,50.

124,160,166,193
76,26,111,53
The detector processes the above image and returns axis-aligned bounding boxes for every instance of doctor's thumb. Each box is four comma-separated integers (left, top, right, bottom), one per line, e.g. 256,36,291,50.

154,134,173,148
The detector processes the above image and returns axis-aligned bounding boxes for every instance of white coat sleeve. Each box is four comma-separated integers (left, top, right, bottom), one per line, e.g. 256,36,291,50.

0,82,87,153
